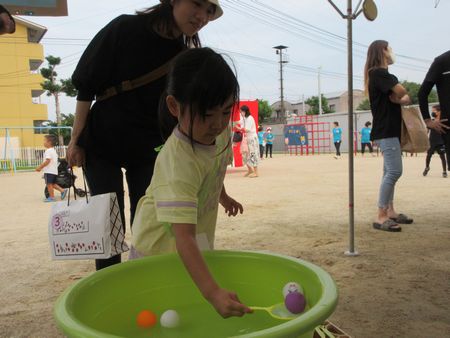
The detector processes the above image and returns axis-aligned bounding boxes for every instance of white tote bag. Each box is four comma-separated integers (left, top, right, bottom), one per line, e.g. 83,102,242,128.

48,192,129,260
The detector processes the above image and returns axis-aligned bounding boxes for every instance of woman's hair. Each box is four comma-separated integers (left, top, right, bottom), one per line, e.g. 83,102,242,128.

159,47,240,144
240,105,251,117
364,40,389,95
138,0,216,48
365,121,372,127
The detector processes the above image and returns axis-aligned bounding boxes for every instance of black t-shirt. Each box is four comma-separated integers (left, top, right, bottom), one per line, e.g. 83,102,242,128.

72,14,185,165
368,68,401,141
418,50,450,123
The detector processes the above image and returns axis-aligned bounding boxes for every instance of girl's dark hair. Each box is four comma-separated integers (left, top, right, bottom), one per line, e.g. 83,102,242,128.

364,40,389,95
334,121,339,126
137,0,202,48
45,134,57,146
240,105,251,117
159,47,240,143
365,121,372,127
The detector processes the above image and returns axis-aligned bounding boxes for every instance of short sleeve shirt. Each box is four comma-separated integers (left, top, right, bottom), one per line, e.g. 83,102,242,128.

332,128,342,142
368,68,401,141
361,127,372,143
43,148,58,175
131,127,233,256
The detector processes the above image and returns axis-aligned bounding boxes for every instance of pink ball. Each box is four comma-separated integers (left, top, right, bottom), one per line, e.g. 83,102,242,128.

284,291,306,314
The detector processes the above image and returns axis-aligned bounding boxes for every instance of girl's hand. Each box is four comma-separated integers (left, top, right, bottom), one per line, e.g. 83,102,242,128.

208,288,252,318
219,194,243,216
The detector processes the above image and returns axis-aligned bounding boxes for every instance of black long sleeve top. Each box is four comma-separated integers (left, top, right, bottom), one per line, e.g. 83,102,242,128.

418,50,450,124
72,14,184,165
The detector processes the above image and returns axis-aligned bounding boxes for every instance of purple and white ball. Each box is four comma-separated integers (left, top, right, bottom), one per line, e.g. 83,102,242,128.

282,282,304,298
284,291,306,314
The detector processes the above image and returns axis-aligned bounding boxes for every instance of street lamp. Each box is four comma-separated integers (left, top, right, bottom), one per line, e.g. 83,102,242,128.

273,45,288,121
327,0,377,257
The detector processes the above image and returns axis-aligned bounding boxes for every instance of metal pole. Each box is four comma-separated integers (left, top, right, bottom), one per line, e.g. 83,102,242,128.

318,66,322,115
280,50,285,119
345,0,358,256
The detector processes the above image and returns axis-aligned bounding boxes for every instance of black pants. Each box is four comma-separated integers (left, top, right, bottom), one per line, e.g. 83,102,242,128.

444,130,450,170
426,145,447,171
361,142,373,154
259,144,264,158
334,141,341,156
84,153,155,270
266,144,273,158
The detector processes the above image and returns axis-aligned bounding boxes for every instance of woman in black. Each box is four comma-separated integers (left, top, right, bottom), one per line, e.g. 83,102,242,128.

364,40,413,232
67,0,223,270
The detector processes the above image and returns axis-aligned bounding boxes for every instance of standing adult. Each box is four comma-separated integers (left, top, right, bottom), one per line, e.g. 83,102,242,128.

67,0,223,270
237,105,259,177
364,40,413,232
418,50,450,171
0,5,15,35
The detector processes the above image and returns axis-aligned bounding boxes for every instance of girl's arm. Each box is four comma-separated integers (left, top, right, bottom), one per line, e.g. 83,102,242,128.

35,159,50,172
220,186,243,216
389,84,410,105
67,101,92,167
173,224,251,318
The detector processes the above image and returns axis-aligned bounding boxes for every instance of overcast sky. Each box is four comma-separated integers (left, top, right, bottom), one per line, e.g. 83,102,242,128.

20,0,450,120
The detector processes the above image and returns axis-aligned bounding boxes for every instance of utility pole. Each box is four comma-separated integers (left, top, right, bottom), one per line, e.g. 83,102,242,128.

327,0,378,257
318,66,322,115
302,94,305,115
273,45,288,121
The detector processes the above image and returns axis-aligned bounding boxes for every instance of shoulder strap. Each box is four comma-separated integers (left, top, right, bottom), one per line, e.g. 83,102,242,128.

96,57,174,102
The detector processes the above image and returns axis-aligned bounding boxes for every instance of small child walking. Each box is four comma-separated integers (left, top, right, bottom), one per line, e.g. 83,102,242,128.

130,48,252,318
35,134,67,202
264,127,274,158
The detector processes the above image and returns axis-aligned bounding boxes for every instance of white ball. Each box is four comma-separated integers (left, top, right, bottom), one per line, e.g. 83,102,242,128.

160,309,180,328
282,282,303,298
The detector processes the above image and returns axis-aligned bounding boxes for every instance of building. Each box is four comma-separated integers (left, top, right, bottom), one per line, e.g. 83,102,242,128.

271,89,366,117
0,16,48,149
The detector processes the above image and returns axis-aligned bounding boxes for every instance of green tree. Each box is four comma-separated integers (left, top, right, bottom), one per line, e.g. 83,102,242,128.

305,95,333,115
40,55,77,145
357,98,370,110
48,113,75,145
257,99,272,123
401,80,438,105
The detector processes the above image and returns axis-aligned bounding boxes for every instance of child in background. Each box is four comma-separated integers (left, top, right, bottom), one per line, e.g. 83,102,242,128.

257,125,265,159
130,48,252,318
35,135,67,202
332,121,342,159
265,127,274,158
423,105,447,178
360,121,374,156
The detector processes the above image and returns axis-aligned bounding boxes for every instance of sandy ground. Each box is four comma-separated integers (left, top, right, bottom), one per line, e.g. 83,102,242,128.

0,153,449,338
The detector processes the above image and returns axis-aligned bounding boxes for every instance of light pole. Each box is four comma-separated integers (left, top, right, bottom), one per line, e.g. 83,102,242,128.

273,45,288,121
318,66,322,115
327,0,377,256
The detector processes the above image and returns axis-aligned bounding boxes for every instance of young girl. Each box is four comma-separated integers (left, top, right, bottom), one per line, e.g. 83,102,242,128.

360,121,374,156
364,40,412,232
237,105,259,177
130,48,252,318
332,121,342,158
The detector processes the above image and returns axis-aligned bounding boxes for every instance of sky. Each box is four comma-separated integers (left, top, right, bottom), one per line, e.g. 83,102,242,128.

15,0,450,121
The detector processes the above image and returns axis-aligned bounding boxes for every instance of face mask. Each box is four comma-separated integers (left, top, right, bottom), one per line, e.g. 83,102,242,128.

387,46,396,65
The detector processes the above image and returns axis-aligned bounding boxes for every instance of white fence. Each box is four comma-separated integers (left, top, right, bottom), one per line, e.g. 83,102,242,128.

0,146,67,173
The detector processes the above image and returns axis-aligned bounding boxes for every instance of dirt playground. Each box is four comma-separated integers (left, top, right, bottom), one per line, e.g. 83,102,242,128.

0,153,449,337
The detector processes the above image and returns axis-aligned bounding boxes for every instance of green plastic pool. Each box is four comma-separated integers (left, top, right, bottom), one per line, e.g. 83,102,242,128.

54,250,338,338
